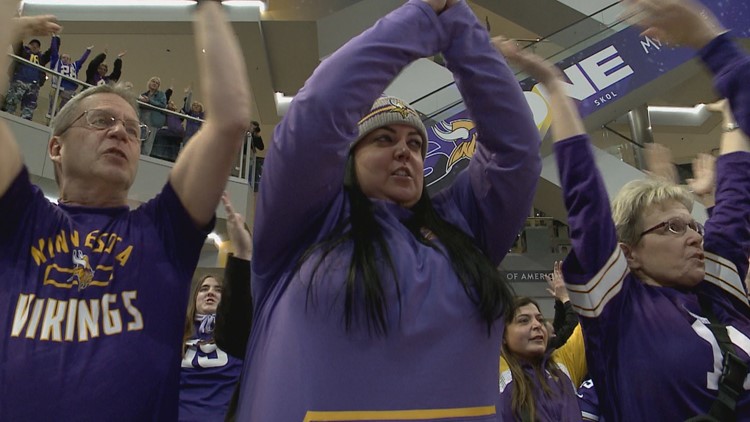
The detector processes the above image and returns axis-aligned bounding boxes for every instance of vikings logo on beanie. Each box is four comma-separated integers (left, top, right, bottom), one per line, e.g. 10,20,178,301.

354,96,428,157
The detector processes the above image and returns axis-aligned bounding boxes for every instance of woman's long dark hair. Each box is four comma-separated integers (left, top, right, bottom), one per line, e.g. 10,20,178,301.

296,154,514,335
502,297,572,421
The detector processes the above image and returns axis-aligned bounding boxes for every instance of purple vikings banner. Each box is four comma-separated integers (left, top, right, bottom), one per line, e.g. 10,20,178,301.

424,0,750,193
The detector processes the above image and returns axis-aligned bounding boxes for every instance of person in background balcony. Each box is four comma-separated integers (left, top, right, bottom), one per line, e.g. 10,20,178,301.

3,36,52,120
47,34,91,120
139,75,167,157
85,47,125,86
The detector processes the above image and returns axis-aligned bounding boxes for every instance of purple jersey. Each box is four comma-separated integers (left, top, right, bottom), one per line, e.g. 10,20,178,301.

577,379,602,422
556,33,750,422
498,358,581,421
237,1,540,420
0,168,209,421
178,322,243,422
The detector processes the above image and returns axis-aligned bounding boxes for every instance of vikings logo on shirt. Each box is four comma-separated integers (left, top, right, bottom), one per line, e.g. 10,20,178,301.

43,248,114,290
31,229,133,290
424,114,477,192
67,249,95,290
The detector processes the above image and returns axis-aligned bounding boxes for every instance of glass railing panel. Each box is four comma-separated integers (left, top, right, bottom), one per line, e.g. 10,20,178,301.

1,53,258,184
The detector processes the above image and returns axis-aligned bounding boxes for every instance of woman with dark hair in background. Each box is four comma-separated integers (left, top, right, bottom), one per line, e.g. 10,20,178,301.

499,296,585,421
179,194,252,422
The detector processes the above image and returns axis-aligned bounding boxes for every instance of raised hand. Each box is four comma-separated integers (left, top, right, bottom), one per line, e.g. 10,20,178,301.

86,45,94,50
421,0,447,13
13,15,61,38
545,261,569,303
686,153,716,206
491,36,562,86
644,143,679,184
117,50,127,58
222,192,252,261
622,0,726,49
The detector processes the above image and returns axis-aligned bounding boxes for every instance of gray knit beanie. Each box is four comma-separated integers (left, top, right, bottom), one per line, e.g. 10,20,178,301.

353,96,428,157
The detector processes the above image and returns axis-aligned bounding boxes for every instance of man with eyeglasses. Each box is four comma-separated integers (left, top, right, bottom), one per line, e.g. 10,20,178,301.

0,2,250,421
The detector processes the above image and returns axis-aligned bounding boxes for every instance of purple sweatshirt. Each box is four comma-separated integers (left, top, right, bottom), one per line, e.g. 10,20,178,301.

0,168,210,421
555,33,750,422
237,1,541,420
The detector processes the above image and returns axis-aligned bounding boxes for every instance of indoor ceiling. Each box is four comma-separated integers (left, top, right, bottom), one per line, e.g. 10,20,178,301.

27,0,598,157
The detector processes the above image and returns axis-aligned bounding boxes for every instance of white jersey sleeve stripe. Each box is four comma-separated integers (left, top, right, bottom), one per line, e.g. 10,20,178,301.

565,247,629,318
703,251,749,307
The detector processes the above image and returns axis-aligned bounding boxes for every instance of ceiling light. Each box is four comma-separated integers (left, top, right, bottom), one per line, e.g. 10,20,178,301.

23,0,196,5
222,1,265,12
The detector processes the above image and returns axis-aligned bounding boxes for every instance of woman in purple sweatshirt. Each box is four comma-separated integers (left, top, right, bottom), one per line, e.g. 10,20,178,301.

237,0,541,420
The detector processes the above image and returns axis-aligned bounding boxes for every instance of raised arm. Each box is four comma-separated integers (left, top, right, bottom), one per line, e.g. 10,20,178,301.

85,52,105,83
0,11,61,198
497,39,616,275
628,0,750,296
169,1,251,227
49,34,60,68
253,0,449,278
75,46,92,68
214,193,253,358
109,52,124,82
430,5,542,264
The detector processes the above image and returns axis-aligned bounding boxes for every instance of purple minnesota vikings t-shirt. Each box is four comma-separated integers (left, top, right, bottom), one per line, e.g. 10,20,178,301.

0,167,210,421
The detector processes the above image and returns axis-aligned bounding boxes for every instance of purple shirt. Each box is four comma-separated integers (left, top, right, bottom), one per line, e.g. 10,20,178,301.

178,321,242,422
0,168,209,421
498,357,581,421
238,1,540,420
554,34,750,421
578,379,602,422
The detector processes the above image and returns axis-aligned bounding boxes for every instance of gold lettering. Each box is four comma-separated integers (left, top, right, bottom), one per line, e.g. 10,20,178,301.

104,235,121,254
55,231,70,254
46,237,55,259
65,299,78,341
84,230,99,249
11,294,34,337
70,230,80,248
115,245,133,267
77,300,100,342
25,298,45,339
31,239,47,265
93,233,107,253
102,294,122,335
40,299,67,342
122,291,143,331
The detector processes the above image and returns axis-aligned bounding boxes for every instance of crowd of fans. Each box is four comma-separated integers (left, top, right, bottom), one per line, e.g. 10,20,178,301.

0,0,749,421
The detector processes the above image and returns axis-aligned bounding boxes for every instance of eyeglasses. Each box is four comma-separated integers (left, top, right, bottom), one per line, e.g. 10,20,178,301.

65,109,149,142
639,217,705,240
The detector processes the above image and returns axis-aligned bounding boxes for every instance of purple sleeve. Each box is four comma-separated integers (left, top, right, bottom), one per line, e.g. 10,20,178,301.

137,182,213,280
253,1,448,281
0,167,52,243
49,36,59,68
431,3,541,264
702,152,750,289
699,32,750,133
554,135,619,277
76,48,91,69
